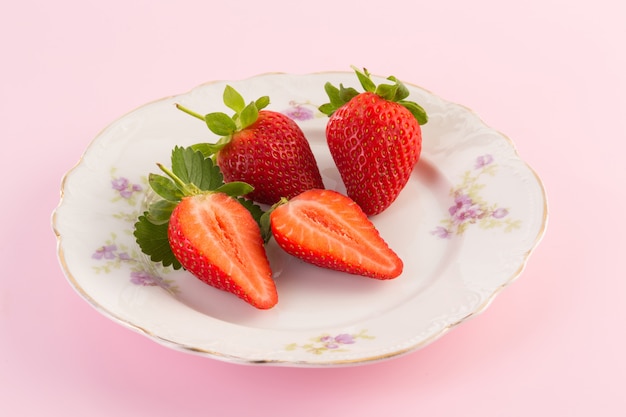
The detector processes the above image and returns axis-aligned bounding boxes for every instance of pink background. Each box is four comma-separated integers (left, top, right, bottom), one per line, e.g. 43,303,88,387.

2,0,625,415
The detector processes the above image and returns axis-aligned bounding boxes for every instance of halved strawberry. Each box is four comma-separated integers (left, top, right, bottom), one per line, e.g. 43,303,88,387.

269,189,403,279
169,193,277,309
134,146,277,309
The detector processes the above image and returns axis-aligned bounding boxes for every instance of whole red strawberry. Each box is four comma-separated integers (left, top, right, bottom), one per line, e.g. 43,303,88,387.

269,189,403,279
319,67,428,216
177,86,324,205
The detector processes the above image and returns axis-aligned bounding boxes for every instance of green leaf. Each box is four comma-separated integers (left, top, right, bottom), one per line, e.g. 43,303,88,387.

318,103,335,116
239,101,259,130
146,199,178,225
375,83,399,101
259,211,272,243
320,67,429,125
215,181,254,197
190,141,228,158
223,85,245,113
205,158,225,190
338,84,359,103
170,146,223,192
236,197,266,234
387,76,410,101
258,197,287,243
255,96,270,110
148,173,183,202
319,82,344,116
134,214,182,270
353,67,376,92
205,112,237,136
325,82,342,108
177,87,273,139
171,146,201,186
399,100,429,125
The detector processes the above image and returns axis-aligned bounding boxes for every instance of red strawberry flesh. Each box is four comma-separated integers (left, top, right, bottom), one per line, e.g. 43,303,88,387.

168,193,277,309
270,189,403,279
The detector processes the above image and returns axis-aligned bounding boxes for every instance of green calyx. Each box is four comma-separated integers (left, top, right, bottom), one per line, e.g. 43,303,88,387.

133,146,265,269
257,197,289,243
175,85,270,157
319,66,428,125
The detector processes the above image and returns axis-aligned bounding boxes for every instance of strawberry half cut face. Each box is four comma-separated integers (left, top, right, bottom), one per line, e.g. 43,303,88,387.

269,189,403,280
168,193,277,309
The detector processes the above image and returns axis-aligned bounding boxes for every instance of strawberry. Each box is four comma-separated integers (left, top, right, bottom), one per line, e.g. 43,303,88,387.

268,189,403,279
319,67,428,216
134,146,277,309
176,85,324,205
169,193,277,309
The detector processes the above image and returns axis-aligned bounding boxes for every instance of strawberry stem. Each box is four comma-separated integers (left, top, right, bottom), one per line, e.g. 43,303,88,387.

175,103,205,121
157,163,202,196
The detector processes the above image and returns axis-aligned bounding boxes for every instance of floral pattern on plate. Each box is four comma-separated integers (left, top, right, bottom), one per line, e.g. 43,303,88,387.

285,330,375,355
91,170,177,293
432,154,522,238
281,100,323,121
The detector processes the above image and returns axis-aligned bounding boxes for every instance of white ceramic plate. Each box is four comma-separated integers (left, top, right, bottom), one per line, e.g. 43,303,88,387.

52,72,547,366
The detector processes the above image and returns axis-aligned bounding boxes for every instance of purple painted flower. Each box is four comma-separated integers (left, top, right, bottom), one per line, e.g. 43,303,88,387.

447,193,487,226
283,103,314,121
92,245,117,260
111,177,142,198
111,177,129,191
449,194,473,216
492,208,509,218
320,334,355,349
433,154,520,238
117,252,132,261
431,226,452,239
457,205,486,222
475,154,494,169
319,335,336,348
130,271,159,286
120,184,142,198
334,334,355,344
